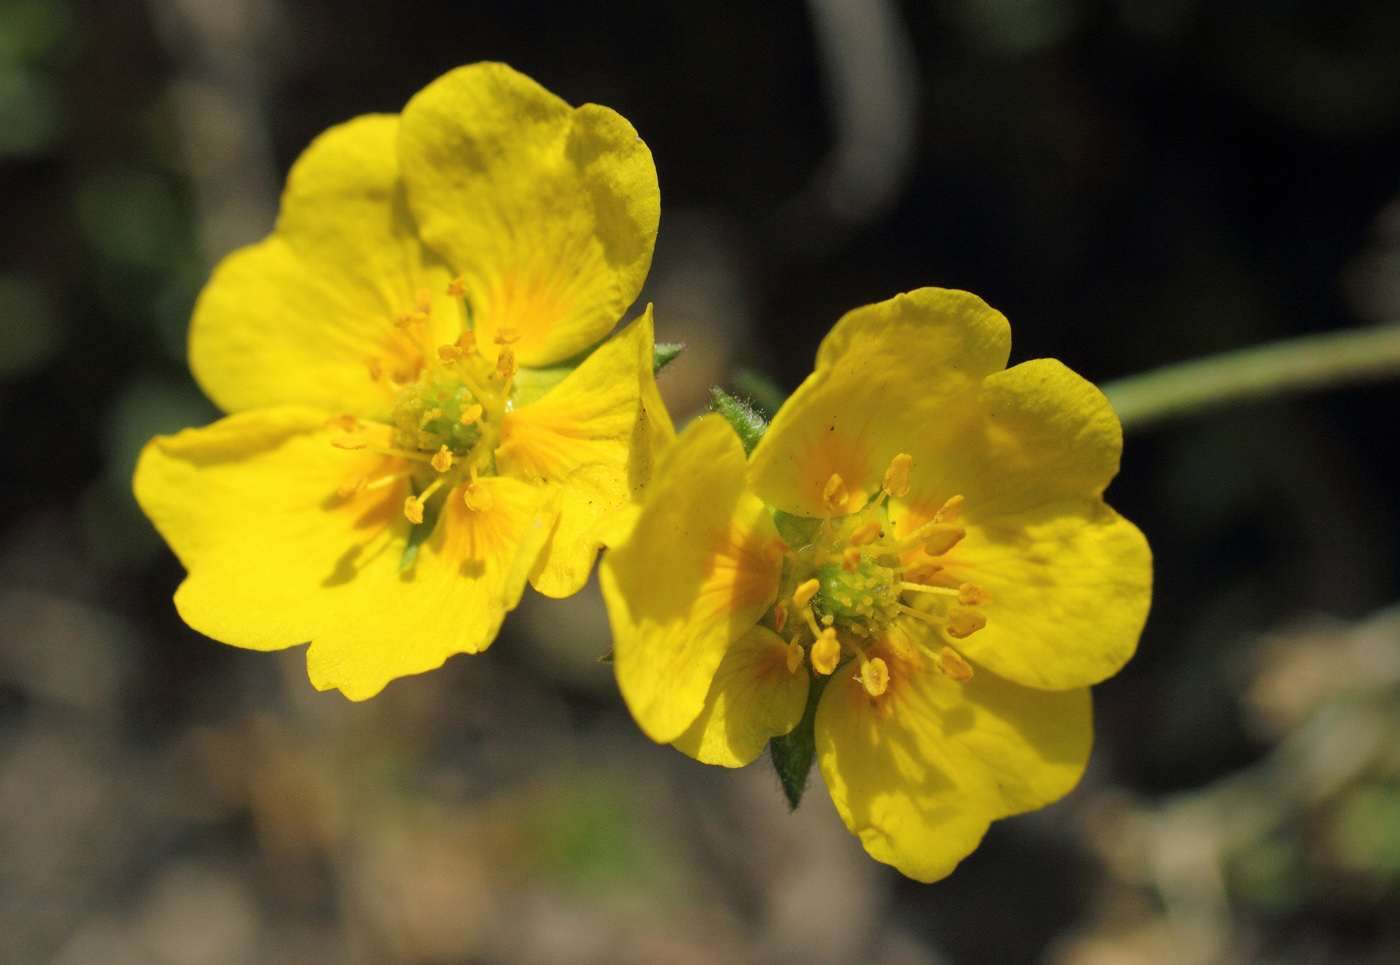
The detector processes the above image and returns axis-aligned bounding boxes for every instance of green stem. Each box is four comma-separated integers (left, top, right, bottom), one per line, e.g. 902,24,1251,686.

1102,324,1400,432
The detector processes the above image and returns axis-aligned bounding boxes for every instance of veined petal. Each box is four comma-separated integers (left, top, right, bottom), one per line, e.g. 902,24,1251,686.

133,408,552,700
189,115,458,418
816,649,1092,883
899,358,1128,522
749,289,1010,517
497,309,674,598
672,625,809,768
398,62,659,368
600,415,783,745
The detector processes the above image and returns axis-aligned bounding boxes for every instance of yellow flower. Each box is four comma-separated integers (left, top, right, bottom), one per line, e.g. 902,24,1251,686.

600,287,1151,882
134,63,673,699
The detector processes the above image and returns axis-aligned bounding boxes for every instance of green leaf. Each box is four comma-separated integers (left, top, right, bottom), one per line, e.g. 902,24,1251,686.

709,387,767,456
732,368,787,419
399,487,446,571
653,342,685,374
769,673,828,809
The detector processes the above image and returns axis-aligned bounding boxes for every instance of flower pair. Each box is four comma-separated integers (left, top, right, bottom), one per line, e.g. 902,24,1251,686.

135,63,1152,882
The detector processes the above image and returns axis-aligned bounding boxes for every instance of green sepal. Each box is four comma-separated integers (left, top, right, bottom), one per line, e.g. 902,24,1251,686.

597,650,614,663
771,510,821,550
653,342,685,374
399,486,447,572
512,336,603,407
732,368,787,420
709,387,768,456
770,671,828,809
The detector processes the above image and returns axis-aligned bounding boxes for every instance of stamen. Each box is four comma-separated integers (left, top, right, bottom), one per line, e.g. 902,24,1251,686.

455,330,476,354
841,546,862,573
494,327,521,345
762,537,791,565
903,559,943,584
447,276,468,297
896,603,942,627
860,657,890,697
403,495,425,524
946,607,987,639
431,446,453,473
327,413,358,432
786,640,805,674
393,310,428,329
958,583,992,606
331,434,368,450
935,646,974,682
873,694,895,718
773,602,789,633
462,480,493,513
364,354,384,382
933,494,964,525
414,288,432,315
822,473,849,516
923,527,966,557
882,453,913,498
811,628,841,675
460,404,483,426
899,582,959,596
337,475,367,498
792,578,820,610
496,346,518,382
437,344,462,362
850,520,882,546
884,626,915,661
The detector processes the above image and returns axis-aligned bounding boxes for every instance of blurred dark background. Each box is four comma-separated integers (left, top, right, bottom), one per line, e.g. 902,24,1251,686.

3,1,1400,963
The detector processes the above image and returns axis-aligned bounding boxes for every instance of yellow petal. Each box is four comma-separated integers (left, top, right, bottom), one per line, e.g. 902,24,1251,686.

899,358,1128,521
672,625,810,768
900,500,1151,690
189,114,457,418
497,308,672,598
749,288,1010,517
600,414,783,745
816,648,1092,883
398,62,659,368
133,407,552,699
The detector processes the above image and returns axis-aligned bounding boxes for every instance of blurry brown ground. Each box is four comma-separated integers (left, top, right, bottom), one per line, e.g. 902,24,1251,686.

3,1,1400,963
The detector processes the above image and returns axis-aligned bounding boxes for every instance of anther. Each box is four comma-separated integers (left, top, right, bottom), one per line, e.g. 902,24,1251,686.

792,578,820,610
460,404,483,426
403,495,425,525
822,473,850,516
945,607,987,639
762,537,791,566
882,453,913,498
456,330,476,354
923,527,966,557
431,446,453,473
786,640,805,674
873,694,895,718
393,310,427,329
327,413,358,432
850,520,882,546
903,559,943,584
447,276,468,297
494,327,521,346
414,289,432,314
463,480,493,512
860,657,890,697
958,583,992,606
496,346,518,382
933,494,964,525
884,626,915,661
437,344,462,362
331,434,368,450
337,475,367,499
935,646,974,682
364,354,383,381
774,602,789,633
841,546,863,573
811,628,841,675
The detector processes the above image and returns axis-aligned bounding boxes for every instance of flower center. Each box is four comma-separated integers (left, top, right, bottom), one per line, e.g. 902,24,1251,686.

326,280,521,524
764,453,993,716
